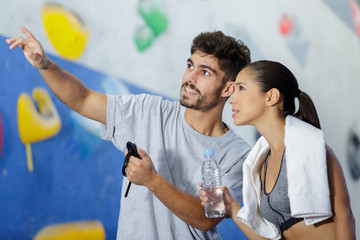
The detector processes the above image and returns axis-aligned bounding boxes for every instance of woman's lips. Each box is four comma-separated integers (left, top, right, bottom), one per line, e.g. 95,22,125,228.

232,108,239,118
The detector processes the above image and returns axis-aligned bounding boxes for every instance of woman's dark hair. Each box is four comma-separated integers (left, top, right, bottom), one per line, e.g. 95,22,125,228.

191,31,251,83
246,60,321,129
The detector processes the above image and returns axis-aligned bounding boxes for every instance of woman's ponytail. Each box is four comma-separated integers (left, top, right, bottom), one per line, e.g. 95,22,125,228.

294,91,321,129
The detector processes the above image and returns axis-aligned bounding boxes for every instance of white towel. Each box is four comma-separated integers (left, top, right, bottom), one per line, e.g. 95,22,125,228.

237,136,281,239
237,116,332,239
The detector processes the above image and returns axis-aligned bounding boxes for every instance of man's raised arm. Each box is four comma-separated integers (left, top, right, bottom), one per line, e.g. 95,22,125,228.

6,26,107,124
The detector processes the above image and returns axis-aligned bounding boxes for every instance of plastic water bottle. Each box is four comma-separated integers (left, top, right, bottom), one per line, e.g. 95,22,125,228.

201,149,225,218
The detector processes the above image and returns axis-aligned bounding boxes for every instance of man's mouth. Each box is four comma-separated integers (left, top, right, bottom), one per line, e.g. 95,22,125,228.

184,86,199,95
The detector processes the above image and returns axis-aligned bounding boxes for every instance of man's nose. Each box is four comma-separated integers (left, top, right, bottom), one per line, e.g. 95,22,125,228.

186,69,197,84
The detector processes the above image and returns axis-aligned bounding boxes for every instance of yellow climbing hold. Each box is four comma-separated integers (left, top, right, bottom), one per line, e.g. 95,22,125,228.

42,3,90,59
17,87,61,172
33,220,106,240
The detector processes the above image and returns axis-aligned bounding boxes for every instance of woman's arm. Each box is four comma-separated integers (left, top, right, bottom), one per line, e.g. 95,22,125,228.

326,145,356,240
199,183,270,240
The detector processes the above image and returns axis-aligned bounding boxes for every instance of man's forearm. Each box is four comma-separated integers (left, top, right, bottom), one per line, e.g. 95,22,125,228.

147,173,222,232
39,59,107,123
39,59,89,111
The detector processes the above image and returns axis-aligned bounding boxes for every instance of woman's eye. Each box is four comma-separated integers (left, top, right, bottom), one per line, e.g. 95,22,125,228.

239,86,245,91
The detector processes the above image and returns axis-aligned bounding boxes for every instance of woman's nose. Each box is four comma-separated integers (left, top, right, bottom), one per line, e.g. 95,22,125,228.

228,94,235,105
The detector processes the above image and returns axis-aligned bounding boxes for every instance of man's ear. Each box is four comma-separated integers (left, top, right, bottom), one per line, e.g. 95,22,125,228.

222,81,235,97
266,88,281,106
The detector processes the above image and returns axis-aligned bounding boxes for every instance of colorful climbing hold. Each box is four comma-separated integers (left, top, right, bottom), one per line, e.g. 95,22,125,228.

134,25,155,52
279,14,293,36
34,220,105,240
135,0,168,52
349,0,360,36
17,87,61,172
138,0,168,36
42,3,90,59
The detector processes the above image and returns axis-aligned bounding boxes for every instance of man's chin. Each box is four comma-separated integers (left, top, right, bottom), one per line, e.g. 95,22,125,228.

180,96,190,107
180,100,190,108
180,100,197,109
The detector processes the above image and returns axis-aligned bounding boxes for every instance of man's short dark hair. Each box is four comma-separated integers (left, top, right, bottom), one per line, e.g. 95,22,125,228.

191,31,251,82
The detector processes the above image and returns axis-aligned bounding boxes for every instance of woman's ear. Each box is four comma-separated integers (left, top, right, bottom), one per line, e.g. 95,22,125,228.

222,81,235,97
266,88,281,106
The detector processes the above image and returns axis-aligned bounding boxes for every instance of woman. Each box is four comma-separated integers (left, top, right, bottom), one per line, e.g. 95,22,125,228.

199,60,355,239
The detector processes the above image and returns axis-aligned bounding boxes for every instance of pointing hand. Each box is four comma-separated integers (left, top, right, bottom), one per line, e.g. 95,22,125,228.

6,26,48,69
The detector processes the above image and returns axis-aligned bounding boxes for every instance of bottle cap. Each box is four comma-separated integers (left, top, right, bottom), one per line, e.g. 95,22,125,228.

204,149,214,157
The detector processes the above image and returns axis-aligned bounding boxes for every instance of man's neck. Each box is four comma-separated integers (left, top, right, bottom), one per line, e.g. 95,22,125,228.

184,107,228,137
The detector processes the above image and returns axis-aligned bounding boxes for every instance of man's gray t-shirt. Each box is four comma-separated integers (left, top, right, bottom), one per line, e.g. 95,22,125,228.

101,94,250,240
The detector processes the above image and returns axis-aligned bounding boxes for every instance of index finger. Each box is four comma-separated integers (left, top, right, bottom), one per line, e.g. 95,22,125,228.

20,25,36,40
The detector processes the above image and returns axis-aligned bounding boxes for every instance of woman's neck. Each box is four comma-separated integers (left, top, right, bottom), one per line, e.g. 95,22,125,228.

255,116,286,152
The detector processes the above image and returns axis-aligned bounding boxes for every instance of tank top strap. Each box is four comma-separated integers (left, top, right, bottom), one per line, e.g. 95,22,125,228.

262,150,271,188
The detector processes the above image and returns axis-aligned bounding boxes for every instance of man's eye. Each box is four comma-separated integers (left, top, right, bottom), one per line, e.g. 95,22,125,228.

187,63,194,69
203,71,210,76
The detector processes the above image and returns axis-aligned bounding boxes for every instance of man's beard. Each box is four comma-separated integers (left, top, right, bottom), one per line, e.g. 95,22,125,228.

179,82,223,112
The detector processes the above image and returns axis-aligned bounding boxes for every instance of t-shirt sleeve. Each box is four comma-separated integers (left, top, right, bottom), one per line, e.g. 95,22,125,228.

100,94,117,141
100,94,170,152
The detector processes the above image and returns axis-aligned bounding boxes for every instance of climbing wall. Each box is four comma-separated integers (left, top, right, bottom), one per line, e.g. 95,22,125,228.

1,0,359,239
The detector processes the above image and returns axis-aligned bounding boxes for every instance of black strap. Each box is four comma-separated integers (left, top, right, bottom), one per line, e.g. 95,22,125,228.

122,153,131,176
281,217,303,231
262,150,271,190
122,142,141,198
122,153,132,197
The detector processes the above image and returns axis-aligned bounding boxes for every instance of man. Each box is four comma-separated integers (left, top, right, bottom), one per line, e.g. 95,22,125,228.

7,26,251,239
